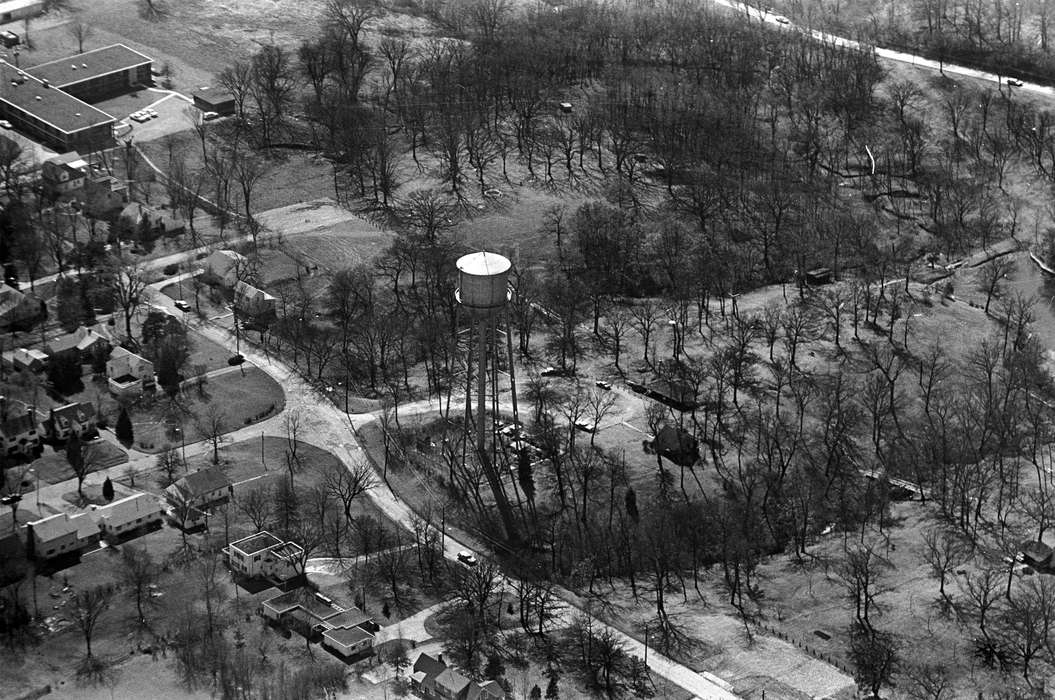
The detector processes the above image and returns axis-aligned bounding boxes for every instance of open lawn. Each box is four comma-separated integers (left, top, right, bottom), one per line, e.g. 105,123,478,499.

32,440,127,485
128,365,284,452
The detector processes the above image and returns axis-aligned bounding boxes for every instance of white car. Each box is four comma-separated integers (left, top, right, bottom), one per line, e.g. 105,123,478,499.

130,112,148,123
1007,78,1024,87
0,120,11,128
145,108,158,119
456,550,478,567
202,111,220,121
774,15,790,24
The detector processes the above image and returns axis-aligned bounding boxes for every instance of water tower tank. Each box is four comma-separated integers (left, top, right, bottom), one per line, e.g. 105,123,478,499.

456,251,511,312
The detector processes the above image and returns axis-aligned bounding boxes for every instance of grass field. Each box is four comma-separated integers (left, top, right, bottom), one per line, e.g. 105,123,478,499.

32,440,127,485
130,365,284,452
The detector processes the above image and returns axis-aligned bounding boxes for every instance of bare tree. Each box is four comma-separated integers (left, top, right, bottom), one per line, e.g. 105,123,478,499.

71,586,112,659
119,545,157,626
108,254,148,340
323,462,375,525
65,18,92,53
237,486,274,531
978,257,1014,314
196,405,228,464
922,528,968,612
233,152,266,246
155,445,183,488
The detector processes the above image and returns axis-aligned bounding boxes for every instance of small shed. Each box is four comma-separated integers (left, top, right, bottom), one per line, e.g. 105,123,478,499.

1021,540,1053,568
651,425,700,467
192,88,236,116
805,268,833,286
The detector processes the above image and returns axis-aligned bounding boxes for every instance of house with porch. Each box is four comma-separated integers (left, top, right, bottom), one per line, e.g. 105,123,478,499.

411,653,505,700
0,403,39,457
261,588,377,657
164,467,231,512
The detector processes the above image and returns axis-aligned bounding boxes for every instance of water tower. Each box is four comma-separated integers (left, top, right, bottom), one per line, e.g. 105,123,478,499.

455,251,520,543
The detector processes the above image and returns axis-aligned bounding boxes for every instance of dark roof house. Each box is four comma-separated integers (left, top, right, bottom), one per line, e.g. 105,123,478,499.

651,425,700,467
165,467,231,507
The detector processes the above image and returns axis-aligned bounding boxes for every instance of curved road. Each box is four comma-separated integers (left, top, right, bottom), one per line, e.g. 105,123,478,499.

141,285,743,699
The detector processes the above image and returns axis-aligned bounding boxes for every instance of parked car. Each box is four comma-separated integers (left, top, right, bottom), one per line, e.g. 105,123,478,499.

0,120,11,129
457,550,478,567
202,111,220,122
174,300,191,312
1007,78,1024,87
774,15,790,23
540,366,560,377
595,380,612,390
145,108,158,119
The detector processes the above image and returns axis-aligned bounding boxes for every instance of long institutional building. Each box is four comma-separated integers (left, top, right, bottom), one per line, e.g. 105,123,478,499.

0,44,151,152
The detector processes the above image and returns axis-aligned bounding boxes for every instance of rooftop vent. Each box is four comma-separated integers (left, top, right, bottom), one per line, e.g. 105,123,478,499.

34,95,40,100
82,63,87,68
74,112,80,116
71,64,76,70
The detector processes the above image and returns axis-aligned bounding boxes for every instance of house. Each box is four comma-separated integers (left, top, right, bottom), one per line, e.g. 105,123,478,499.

45,325,111,363
805,267,833,286
41,152,88,196
202,249,247,287
0,284,45,332
42,401,96,442
105,346,154,398
262,588,376,653
233,280,276,318
321,625,373,660
164,467,231,511
224,531,303,583
0,397,39,456
650,425,699,468
3,347,47,372
120,202,185,240
411,653,505,700
191,88,236,116
90,493,163,539
0,0,43,25
26,512,98,560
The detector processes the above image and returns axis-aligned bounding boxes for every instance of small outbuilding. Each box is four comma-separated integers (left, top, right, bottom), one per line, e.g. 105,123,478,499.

650,425,700,467
191,88,236,116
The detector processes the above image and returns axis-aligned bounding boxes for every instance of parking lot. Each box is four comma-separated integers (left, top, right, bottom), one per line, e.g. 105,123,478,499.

94,89,199,143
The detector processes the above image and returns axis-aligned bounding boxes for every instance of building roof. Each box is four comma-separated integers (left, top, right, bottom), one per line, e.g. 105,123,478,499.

229,531,283,556
29,511,97,543
26,44,152,89
0,283,23,316
414,652,447,677
13,347,47,363
0,63,114,134
322,625,372,648
191,88,235,106
209,249,246,263
467,680,506,700
0,0,44,13
234,280,275,302
324,608,372,630
108,346,149,365
262,588,339,620
46,326,108,355
435,667,471,695
0,410,36,437
653,425,699,467
50,401,95,426
170,467,230,500
92,493,162,527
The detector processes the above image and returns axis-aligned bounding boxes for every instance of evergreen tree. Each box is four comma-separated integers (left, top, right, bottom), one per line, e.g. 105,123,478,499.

115,406,134,447
102,476,114,502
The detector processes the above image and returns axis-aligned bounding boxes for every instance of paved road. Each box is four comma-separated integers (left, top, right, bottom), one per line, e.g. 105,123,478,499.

142,286,743,700
715,0,1049,94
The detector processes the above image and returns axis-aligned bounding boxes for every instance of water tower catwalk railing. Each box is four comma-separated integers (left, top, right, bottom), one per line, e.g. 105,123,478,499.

455,251,520,544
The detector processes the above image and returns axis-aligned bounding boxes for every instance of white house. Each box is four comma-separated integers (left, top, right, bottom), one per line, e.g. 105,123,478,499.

0,0,44,24
322,625,374,660
233,280,276,318
90,493,163,539
203,249,247,287
224,531,303,582
106,346,155,397
164,467,231,511
26,512,98,560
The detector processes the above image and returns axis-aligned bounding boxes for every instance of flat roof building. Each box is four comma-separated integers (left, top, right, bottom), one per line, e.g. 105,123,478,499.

25,44,153,103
